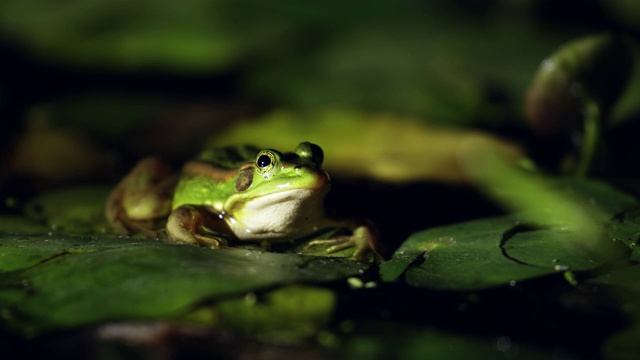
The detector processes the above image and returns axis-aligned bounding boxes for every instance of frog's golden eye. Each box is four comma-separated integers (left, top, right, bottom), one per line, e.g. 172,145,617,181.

255,150,278,178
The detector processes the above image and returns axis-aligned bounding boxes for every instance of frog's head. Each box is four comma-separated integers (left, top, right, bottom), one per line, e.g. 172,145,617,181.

223,142,331,239
231,142,330,202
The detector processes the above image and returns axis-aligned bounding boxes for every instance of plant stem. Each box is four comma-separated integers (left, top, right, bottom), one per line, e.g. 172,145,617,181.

576,97,601,177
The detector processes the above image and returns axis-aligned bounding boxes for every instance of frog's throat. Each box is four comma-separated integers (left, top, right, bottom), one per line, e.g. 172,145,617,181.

223,188,327,241
182,161,250,182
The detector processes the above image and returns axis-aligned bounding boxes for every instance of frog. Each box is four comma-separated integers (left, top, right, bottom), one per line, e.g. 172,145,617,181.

105,142,382,260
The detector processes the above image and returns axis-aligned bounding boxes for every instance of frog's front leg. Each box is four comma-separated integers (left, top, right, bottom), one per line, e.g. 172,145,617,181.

306,222,384,261
166,205,232,248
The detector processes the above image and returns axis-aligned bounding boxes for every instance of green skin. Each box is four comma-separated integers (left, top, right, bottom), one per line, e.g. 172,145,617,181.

105,142,379,259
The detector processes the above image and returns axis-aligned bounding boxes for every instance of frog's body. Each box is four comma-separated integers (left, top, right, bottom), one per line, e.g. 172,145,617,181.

106,142,380,259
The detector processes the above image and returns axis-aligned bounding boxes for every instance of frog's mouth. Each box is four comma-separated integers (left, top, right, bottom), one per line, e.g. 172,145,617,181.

225,185,329,214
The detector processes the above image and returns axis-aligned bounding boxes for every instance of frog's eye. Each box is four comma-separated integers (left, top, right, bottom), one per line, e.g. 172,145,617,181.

255,150,278,178
257,154,272,168
295,142,324,165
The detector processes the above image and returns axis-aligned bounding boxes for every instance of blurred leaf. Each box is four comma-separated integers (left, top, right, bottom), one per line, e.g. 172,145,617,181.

601,324,640,360
24,186,111,233
0,0,296,72
0,1,575,123
207,108,524,183
337,321,558,360
8,128,111,182
587,264,640,292
0,216,50,235
0,242,367,336
190,285,336,344
460,145,635,257
524,32,633,134
42,93,183,140
381,179,637,290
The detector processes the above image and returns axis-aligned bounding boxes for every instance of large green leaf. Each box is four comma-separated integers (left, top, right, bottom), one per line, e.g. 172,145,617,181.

380,179,638,290
0,240,367,335
380,216,553,290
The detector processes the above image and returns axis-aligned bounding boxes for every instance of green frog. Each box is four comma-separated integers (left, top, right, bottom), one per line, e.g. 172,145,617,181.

105,142,381,260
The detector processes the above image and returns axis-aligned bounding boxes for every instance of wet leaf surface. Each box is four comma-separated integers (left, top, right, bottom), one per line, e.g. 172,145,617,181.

380,179,638,290
0,239,368,335
379,215,553,290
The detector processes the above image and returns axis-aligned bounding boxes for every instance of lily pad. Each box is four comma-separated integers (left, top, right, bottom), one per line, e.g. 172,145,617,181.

0,232,149,272
0,242,368,336
380,216,553,290
503,228,627,271
380,179,638,290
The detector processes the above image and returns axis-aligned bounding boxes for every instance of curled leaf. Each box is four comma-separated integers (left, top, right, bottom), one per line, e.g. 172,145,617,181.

525,32,633,134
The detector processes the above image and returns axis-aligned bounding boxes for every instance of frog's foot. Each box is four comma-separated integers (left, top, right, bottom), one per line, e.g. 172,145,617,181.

306,226,380,260
166,205,228,249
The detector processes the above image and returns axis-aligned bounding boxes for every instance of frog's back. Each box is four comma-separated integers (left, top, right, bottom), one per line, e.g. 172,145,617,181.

172,145,260,212
197,144,260,169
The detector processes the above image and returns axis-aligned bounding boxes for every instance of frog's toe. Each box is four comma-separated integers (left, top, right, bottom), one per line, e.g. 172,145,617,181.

307,237,351,252
325,237,357,253
192,234,223,249
306,230,374,260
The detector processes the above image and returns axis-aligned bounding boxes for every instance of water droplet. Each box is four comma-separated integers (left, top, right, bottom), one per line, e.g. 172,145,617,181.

554,264,570,271
509,280,517,287
347,277,364,288
364,281,377,289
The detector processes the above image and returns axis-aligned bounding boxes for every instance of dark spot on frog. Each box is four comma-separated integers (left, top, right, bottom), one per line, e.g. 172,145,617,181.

235,168,253,192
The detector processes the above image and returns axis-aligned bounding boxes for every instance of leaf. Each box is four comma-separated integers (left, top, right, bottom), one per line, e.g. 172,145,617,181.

587,264,640,292
207,108,524,183
337,321,559,360
601,324,640,360
380,216,552,290
503,228,626,271
189,285,336,344
0,242,367,335
23,186,112,233
0,232,149,272
380,179,638,290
